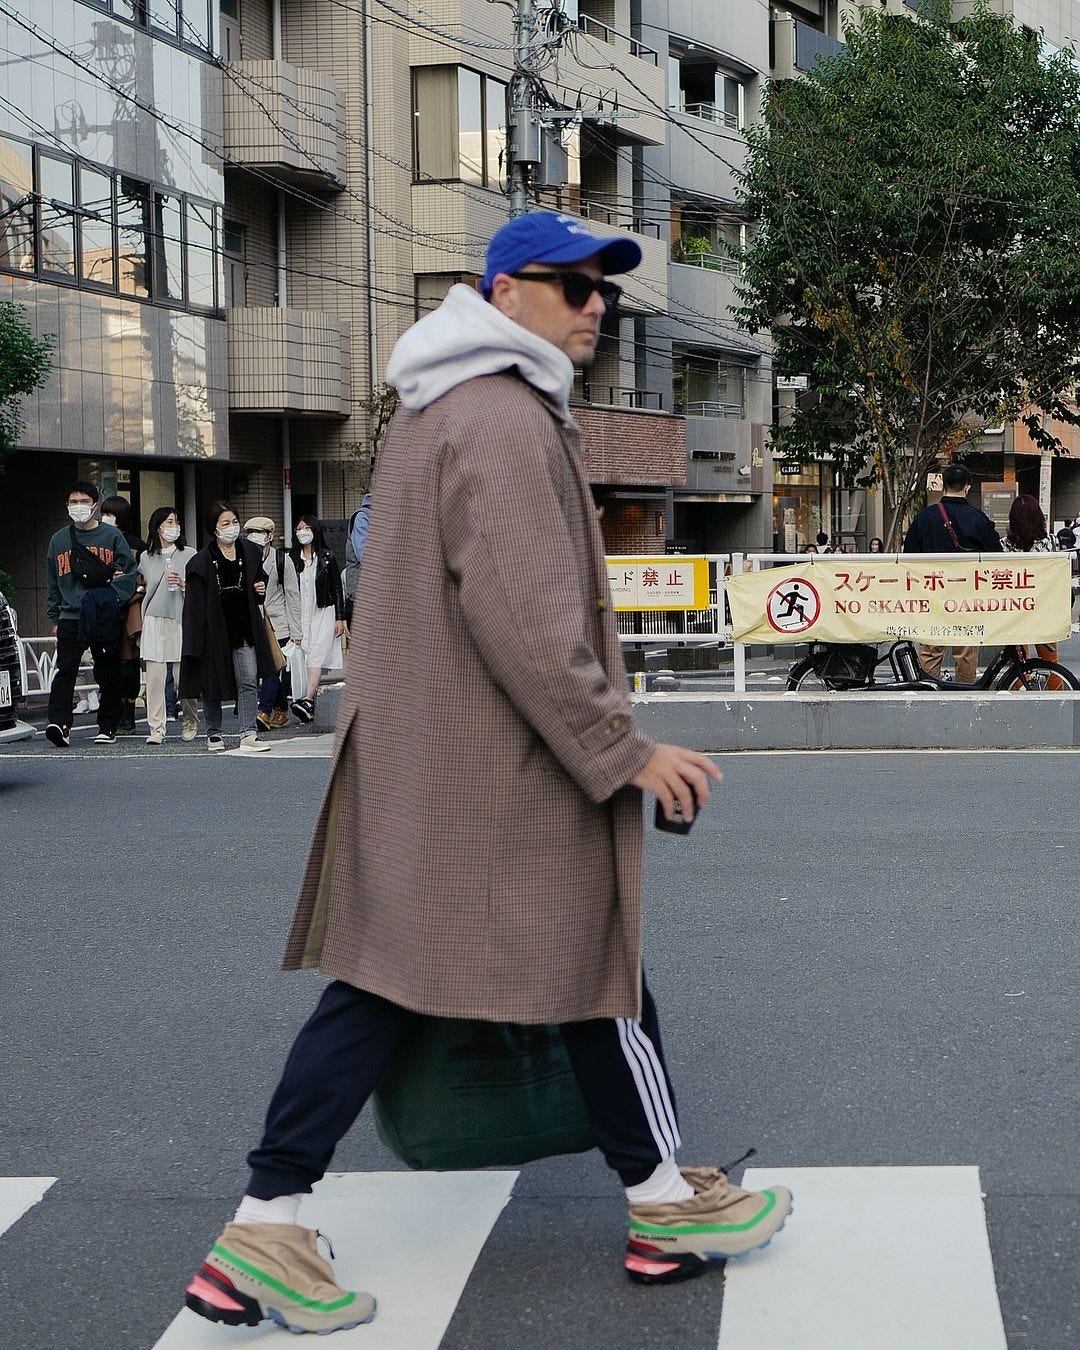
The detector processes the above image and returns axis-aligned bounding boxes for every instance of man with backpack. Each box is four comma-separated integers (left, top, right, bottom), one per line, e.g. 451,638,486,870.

903,463,1002,683
342,493,371,624
44,481,137,747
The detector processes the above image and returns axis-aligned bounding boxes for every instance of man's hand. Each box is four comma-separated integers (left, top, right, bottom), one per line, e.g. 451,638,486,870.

632,743,722,824
50,624,57,637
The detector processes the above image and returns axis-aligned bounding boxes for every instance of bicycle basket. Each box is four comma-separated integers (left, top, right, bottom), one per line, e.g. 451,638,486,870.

816,643,878,686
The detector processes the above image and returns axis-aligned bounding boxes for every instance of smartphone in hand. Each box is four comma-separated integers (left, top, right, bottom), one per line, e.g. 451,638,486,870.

655,796,695,834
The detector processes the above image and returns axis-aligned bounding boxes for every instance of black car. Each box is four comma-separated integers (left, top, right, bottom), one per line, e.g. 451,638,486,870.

0,589,22,731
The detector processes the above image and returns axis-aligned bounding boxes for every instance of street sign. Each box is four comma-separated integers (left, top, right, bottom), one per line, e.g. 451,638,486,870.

606,556,710,611
776,375,808,390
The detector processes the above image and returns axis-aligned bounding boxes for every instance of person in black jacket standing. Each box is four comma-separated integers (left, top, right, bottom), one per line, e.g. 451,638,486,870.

289,514,345,723
903,463,1002,682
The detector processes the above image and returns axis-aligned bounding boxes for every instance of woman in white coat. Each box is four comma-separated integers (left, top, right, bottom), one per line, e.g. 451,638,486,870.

138,507,198,744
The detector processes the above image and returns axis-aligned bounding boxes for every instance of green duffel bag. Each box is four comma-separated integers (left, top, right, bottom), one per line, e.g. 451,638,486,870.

372,1017,596,1170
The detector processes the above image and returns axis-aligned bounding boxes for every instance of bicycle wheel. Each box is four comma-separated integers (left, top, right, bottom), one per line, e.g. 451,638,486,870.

786,657,836,691
992,658,1080,692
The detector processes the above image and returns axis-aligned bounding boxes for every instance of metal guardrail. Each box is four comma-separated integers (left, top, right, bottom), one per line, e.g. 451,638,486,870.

575,383,663,411
682,101,739,130
672,249,740,276
577,13,659,63
682,400,744,419
18,637,95,700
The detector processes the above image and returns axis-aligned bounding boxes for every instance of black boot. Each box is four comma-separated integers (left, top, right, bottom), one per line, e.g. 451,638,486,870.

118,699,137,734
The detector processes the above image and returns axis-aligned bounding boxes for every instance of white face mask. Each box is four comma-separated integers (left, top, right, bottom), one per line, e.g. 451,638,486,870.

101,513,117,527
68,503,95,524
217,523,241,544
296,529,314,545
160,524,181,543
246,531,269,548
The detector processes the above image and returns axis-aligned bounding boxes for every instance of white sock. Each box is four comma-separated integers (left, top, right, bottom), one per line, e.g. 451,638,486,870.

233,1193,303,1227
624,1157,695,1205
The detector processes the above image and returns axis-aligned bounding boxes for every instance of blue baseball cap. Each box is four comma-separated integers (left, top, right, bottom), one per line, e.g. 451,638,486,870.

482,211,642,295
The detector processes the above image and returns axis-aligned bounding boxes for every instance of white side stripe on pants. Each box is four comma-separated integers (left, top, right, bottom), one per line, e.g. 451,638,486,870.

616,1018,681,1157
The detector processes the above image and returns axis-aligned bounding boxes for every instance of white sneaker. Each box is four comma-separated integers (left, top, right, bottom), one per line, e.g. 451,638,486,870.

145,730,165,745
239,733,272,753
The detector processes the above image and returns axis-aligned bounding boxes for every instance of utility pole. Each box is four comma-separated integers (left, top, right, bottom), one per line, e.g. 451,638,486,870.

509,0,539,216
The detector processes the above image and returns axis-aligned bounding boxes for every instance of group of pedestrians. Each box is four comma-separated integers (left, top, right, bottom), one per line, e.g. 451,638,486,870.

43,486,347,750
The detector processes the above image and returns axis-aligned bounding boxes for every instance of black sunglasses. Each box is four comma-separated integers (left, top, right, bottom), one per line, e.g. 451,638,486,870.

508,270,623,312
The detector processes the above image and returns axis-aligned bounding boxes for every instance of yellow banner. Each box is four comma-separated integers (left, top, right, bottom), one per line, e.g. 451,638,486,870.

607,556,711,612
726,555,1072,645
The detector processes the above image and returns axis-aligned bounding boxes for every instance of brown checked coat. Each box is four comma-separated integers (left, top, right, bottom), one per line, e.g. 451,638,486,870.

282,371,656,1022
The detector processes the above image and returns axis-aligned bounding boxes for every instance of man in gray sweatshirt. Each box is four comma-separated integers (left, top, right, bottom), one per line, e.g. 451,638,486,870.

44,480,137,746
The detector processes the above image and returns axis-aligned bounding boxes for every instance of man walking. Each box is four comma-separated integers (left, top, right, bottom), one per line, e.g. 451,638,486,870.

184,213,792,1335
903,463,1002,683
44,481,137,747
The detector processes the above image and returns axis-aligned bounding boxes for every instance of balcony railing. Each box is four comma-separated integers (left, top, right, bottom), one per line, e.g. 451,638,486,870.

671,245,741,276
574,381,663,411
793,21,846,73
534,190,662,239
681,102,739,131
577,12,659,64
682,400,744,419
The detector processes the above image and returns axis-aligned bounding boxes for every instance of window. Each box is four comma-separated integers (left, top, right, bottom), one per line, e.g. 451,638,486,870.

118,177,150,298
414,272,481,317
39,155,77,278
75,0,215,55
674,353,745,419
0,136,35,272
413,67,507,189
185,199,215,308
222,218,246,308
668,47,747,130
0,138,222,310
671,197,745,273
79,165,116,288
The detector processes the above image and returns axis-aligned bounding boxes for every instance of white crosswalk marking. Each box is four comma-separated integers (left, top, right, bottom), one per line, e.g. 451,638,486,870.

718,1166,1007,1350
0,1177,56,1237
153,1169,518,1348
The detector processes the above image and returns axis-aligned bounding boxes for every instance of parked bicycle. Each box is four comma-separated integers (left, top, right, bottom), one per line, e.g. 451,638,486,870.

786,640,1080,692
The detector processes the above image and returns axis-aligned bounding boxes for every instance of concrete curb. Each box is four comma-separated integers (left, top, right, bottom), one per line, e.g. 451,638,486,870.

313,679,1080,751
629,691,1080,751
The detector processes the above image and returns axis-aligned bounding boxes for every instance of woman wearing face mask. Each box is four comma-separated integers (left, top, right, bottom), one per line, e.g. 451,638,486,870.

138,507,198,745
100,494,147,733
179,501,276,752
289,514,346,724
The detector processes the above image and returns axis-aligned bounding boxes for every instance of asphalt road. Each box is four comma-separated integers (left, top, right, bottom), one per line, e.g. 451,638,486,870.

1,748,1078,1348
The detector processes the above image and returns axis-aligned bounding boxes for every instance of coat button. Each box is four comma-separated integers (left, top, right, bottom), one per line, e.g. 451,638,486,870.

596,596,608,611
609,715,623,732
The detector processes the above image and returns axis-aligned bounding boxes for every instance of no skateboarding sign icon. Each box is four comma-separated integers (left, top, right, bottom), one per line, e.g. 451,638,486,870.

766,576,821,634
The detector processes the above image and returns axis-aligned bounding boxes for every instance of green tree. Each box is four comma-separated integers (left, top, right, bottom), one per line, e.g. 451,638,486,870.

0,301,53,468
735,3,1080,545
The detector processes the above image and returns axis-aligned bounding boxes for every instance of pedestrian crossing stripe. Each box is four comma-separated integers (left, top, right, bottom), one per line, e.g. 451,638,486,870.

152,1170,518,1348
719,1166,1007,1350
0,1177,56,1239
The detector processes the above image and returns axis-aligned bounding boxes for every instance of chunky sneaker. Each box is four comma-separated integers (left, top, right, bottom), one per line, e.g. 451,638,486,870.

207,734,226,752
181,718,198,742
291,698,315,724
45,723,70,748
145,730,165,745
625,1167,793,1284
93,731,117,745
239,733,272,753
185,1222,375,1334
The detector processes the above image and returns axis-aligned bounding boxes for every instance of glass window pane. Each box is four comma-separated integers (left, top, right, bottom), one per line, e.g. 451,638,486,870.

458,68,483,185
185,199,215,307
0,137,35,272
116,0,150,27
79,166,115,288
149,0,178,37
117,177,150,297
181,0,212,51
153,191,183,301
39,156,76,277
484,78,506,189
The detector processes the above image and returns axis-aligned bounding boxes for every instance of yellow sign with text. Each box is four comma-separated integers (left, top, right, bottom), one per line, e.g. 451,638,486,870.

607,556,711,612
726,555,1072,645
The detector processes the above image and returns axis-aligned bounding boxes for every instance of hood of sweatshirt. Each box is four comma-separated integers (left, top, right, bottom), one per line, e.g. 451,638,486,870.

385,284,575,415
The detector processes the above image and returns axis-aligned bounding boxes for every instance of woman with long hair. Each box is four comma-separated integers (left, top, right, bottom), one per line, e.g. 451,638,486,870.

1003,493,1061,665
289,514,345,724
138,507,198,744
179,501,276,752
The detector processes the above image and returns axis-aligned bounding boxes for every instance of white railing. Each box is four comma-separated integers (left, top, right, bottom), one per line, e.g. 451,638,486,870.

18,637,95,699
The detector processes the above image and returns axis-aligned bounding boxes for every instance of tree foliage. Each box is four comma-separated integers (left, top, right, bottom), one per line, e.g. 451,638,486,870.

0,301,53,467
735,2,1080,543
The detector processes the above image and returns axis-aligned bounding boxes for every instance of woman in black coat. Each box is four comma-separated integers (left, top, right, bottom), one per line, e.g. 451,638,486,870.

288,514,345,724
180,500,277,752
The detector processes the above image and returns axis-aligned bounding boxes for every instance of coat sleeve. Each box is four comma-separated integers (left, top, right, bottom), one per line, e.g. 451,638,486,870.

439,411,653,804
179,570,207,698
284,556,302,641
327,554,345,619
45,543,61,623
110,532,138,606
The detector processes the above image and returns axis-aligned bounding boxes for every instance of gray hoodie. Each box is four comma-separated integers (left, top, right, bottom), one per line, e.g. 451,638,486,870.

386,284,575,414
